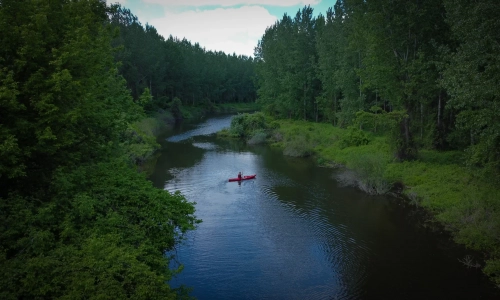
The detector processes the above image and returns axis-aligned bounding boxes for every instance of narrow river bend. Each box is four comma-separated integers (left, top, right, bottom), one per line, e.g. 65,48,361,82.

148,115,498,300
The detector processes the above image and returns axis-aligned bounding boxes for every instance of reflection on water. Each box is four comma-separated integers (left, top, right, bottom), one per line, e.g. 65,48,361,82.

149,115,499,300
166,116,232,142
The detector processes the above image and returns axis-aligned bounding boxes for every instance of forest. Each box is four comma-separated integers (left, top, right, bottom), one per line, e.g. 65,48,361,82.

255,0,500,170
0,0,255,298
1,0,500,297
253,0,500,286
109,5,257,114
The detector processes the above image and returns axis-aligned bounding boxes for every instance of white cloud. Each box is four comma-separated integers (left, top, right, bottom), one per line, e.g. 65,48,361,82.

149,5,277,57
143,0,320,7
107,0,128,5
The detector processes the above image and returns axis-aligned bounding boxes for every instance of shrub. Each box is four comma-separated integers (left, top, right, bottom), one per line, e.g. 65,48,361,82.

344,152,392,194
168,97,183,119
247,131,268,145
283,134,313,157
122,118,161,164
339,126,371,149
229,112,268,138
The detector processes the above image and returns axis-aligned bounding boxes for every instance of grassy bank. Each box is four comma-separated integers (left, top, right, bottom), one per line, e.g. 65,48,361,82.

128,102,261,165
180,102,261,120
219,113,500,287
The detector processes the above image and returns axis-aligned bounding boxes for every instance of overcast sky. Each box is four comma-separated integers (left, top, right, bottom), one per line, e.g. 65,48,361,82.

107,0,335,57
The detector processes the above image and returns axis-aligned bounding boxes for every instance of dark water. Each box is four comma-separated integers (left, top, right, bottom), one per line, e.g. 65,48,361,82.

148,115,499,300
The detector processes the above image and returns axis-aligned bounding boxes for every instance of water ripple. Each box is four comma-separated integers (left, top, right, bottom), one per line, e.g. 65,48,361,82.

157,116,499,300
167,115,232,142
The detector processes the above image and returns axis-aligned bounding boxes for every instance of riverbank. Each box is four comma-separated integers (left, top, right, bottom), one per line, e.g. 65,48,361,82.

179,102,261,121
127,103,261,165
218,112,500,287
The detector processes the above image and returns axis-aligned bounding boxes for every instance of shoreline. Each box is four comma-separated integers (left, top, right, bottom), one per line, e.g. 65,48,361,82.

218,113,500,288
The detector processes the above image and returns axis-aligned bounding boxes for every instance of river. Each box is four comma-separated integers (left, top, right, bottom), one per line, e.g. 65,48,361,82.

148,114,499,300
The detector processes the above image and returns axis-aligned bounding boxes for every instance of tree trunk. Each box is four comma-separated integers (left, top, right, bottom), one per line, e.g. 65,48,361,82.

420,102,423,139
437,90,441,128
303,83,307,121
333,94,337,126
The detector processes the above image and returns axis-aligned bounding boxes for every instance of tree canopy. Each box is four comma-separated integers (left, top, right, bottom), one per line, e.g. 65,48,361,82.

0,1,199,298
108,5,257,114
253,0,500,285
254,1,500,170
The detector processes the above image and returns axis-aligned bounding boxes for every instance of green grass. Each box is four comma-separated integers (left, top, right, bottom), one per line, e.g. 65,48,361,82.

264,118,500,286
218,113,500,285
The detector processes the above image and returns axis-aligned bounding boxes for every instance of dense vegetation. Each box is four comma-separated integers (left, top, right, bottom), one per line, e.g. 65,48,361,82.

255,0,500,169
251,0,500,287
0,0,251,298
109,5,257,117
2,0,499,296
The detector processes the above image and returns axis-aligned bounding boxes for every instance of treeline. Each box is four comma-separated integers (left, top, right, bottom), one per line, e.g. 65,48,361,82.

0,0,199,298
254,0,500,177
109,5,257,115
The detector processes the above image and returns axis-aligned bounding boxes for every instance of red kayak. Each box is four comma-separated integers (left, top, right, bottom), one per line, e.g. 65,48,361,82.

228,174,256,182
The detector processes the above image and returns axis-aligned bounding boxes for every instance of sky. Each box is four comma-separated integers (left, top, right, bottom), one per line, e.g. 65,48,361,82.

106,0,336,57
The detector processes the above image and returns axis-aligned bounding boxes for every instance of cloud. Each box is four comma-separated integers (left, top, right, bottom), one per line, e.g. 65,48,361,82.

108,0,128,5
143,0,320,7
149,5,277,57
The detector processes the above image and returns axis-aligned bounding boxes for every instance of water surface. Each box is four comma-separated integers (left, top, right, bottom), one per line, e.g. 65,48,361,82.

149,115,499,299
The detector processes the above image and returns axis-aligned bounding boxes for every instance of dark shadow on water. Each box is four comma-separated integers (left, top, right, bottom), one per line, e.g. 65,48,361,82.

149,115,500,300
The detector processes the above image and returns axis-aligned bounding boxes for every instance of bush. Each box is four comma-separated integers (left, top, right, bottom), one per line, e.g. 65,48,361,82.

344,152,392,194
122,118,161,164
283,134,313,157
154,109,175,126
229,112,268,138
339,126,370,149
242,115,500,285
230,122,245,137
247,131,268,145
168,97,183,119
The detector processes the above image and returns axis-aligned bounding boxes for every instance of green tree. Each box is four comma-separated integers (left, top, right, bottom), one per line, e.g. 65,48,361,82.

443,0,500,179
0,1,198,298
342,0,449,159
109,5,257,111
255,7,320,120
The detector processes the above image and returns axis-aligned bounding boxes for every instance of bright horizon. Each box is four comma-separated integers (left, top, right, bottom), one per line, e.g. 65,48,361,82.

107,0,336,57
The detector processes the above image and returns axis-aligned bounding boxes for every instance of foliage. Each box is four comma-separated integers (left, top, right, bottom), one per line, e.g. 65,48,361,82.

354,109,418,160
122,118,161,164
282,134,314,157
138,87,153,108
442,0,500,180
247,130,268,145
168,97,183,120
229,112,269,138
267,117,500,285
255,0,450,159
254,7,321,121
338,126,370,149
338,152,392,195
0,1,198,298
214,102,261,113
0,160,198,299
109,4,257,110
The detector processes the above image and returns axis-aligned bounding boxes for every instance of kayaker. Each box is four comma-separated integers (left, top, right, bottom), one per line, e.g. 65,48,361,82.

238,172,242,180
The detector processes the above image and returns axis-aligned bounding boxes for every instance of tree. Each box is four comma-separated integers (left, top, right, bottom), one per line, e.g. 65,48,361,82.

0,1,198,298
109,5,257,111
442,0,500,178
341,0,449,159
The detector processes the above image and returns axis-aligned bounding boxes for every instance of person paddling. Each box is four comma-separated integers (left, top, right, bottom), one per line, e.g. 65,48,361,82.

238,172,242,180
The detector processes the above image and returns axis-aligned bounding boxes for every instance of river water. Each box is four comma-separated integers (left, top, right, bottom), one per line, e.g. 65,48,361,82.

148,115,499,300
